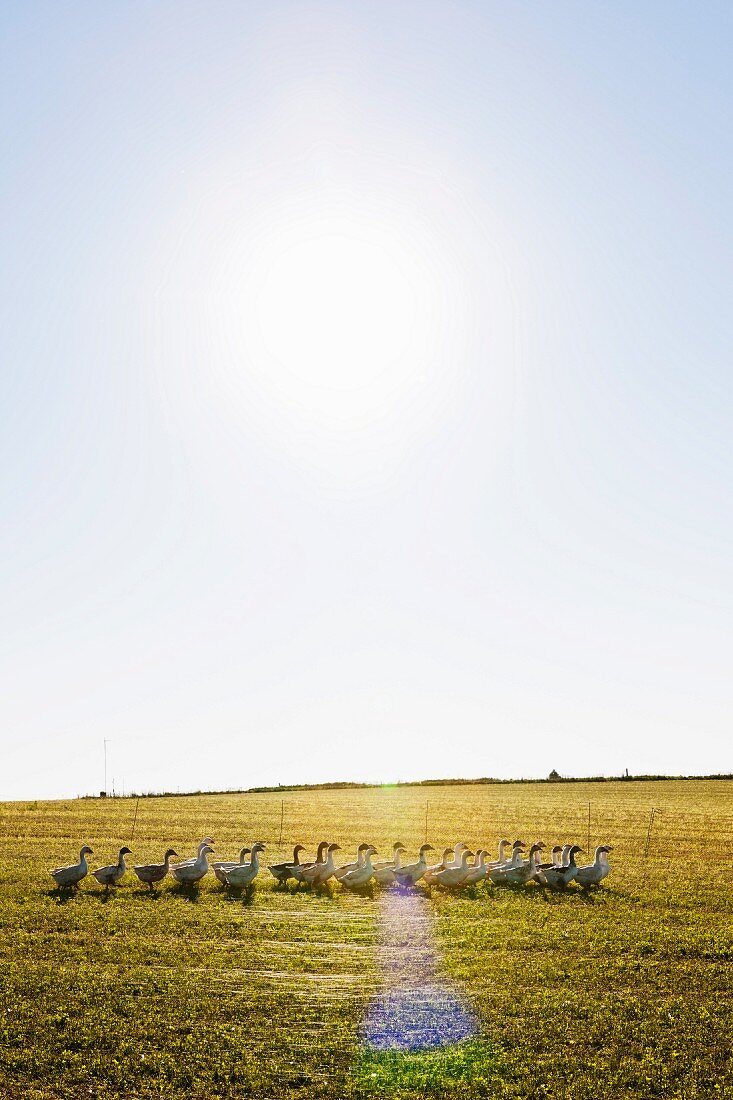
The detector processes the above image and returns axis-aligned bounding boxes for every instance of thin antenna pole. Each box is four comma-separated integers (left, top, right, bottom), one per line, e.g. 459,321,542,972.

279,800,285,846
130,797,140,843
103,739,108,794
425,802,429,844
587,802,591,854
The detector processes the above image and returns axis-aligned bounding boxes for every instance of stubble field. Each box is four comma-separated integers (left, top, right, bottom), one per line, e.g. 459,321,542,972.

0,779,731,1099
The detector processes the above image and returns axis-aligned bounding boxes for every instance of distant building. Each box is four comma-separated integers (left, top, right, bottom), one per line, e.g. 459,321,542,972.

548,769,561,781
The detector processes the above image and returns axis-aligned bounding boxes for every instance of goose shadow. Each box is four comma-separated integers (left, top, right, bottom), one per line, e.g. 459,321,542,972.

574,889,598,906
536,885,598,905
92,888,116,904
333,882,376,901
240,883,257,907
538,887,566,905
594,885,633,901
170,883,201,904
45,887,77,905
220,883,257,906
133,887,165,900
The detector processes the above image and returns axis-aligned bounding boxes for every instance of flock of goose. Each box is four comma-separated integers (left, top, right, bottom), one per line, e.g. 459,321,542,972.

50,838,613,893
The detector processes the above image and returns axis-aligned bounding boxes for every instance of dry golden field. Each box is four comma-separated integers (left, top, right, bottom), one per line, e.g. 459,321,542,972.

0,779,731,1098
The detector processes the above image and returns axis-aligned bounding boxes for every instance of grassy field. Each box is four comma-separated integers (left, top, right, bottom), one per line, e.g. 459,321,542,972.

0,780,731,1099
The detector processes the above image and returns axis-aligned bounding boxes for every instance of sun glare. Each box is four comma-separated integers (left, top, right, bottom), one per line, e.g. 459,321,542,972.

258,234,417,384
237,220,443,421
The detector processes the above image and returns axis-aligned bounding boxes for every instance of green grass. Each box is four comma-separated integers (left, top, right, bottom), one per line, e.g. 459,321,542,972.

0,780,731,1098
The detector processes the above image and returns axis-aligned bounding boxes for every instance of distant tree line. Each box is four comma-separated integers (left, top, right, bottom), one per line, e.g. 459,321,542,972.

80,772,733,799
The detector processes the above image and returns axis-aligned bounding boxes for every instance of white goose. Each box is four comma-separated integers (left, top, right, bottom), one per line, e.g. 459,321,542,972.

488,840,525,884
224,842,266,889
212,847,251,885
373,844,407,886
93,847,132,890
334,843,371,881
574,845,613,889
485,839,512,871
290,841,328,884
340,846,378,889
498,842,544,886
176,838,215,868
393,844,435,887
299,843,341,888
431,848,474,888
536,845,563,874
373,842,406,870
171,844,214,886
134,849,177,891
460,849,490,886
444,841,469,869
423,847,454,885
538,845,582,890
50,845,93,890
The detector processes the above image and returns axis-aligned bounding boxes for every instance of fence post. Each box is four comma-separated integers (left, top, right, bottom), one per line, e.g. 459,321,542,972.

130,797,140,844
644,807,662,857
425,802,429,844
278,800,285,846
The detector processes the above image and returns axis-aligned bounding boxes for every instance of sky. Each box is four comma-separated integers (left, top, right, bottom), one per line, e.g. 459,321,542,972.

1,3,731,800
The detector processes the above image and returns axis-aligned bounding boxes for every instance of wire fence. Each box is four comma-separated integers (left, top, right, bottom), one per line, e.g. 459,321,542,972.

3,786,732,865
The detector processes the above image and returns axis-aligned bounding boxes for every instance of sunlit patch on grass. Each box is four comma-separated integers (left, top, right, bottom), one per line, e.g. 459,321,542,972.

362,983,477,1051
361,887,478,1053
355,1039,502,1095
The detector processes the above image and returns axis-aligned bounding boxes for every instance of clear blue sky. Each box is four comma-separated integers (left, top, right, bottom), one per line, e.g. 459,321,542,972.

1,3,731,799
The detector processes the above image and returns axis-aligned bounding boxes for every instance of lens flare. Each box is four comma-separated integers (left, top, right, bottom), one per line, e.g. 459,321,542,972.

362,889,477,1052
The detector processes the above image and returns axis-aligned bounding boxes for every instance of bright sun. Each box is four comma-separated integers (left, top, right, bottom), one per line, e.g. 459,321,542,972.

244,224,438,419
